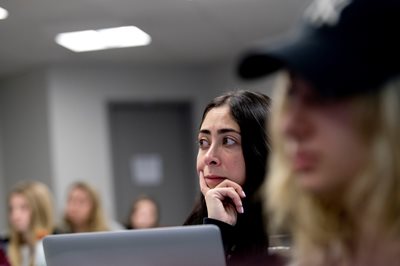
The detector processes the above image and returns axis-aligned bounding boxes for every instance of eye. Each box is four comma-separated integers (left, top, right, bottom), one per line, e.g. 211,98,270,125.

288,78,329,107
223,137,237,146
197,138,210,149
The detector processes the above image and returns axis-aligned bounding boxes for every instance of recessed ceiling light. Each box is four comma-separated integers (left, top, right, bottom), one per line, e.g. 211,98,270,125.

55,26,151,52
0,7,9,20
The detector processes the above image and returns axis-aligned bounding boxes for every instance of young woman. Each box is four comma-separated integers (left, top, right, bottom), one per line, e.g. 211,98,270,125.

126,195,160,229
265,73,400,266
237,0,400,265
184,90,283,266
59,181,109,233
7,180,54,266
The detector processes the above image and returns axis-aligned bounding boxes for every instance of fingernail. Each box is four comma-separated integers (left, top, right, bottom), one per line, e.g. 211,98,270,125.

242,191,246,197
239,207,244,213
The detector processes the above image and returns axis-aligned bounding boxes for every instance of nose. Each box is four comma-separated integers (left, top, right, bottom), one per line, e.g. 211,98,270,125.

282,98,311,141
204,143,221,166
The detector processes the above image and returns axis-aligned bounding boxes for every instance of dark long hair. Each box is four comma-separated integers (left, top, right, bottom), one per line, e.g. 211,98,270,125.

184,90,271,252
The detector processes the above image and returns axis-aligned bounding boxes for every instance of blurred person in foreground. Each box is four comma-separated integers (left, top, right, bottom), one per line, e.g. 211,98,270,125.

238,0,400,265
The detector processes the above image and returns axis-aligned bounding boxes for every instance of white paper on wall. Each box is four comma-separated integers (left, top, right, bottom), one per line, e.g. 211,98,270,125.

130,153,163,186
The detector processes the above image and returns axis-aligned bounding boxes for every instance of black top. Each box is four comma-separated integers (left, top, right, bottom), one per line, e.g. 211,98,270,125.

204,218,286,266
184,194,282,266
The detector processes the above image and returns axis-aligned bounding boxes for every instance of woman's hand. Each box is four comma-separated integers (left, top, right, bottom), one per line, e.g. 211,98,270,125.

199,171,246,226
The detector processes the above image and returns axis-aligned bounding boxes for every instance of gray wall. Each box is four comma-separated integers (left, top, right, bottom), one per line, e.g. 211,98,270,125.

46,64,217,222
0,124,6,232
0,70,53,232
109,102,196,226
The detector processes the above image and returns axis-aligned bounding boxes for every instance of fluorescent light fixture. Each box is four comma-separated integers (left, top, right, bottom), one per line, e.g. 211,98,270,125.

55,26,151,52
0,7,9,20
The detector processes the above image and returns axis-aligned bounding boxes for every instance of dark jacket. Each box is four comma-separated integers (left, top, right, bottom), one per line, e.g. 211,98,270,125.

184,195,284,266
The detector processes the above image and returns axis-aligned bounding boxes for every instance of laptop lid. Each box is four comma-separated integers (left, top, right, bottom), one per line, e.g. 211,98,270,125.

43,224,226,266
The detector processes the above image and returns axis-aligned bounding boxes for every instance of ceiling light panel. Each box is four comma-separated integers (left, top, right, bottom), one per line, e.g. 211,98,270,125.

55,26,151,52
0,6,8,20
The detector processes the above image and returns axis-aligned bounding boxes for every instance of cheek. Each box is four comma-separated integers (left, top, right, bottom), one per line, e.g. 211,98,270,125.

196,152,204,173
22,213,32,227
228,155,246,185
329,116,366,166
330,139,367,178
17,210,31,226
238,164,247,185
317,129,367,191
82,204,92,215
24,209,32,220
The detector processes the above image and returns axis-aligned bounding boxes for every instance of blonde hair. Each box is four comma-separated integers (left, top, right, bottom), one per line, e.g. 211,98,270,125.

63,181,109,232
7,180,54,266
265,73,400,265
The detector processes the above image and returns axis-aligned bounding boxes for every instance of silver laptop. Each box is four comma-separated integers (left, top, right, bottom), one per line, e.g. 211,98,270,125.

43,224,226,266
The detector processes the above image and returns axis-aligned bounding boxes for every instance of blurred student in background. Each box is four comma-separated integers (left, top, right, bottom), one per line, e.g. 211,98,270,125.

58,181,109,233
184,90,284,266
6,181,54,266
238,0,400,265
125,195,160,229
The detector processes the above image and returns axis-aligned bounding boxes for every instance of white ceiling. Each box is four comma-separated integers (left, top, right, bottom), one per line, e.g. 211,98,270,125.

0,0,311,78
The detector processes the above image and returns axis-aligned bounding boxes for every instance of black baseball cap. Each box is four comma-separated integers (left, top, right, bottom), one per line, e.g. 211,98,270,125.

238,0,400,98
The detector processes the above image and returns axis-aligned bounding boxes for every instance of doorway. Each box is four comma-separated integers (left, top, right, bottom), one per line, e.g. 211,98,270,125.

108,101,197,227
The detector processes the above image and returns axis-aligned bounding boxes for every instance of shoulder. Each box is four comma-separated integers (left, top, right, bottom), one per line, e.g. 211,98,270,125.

35,240,47,266
108,220,125,231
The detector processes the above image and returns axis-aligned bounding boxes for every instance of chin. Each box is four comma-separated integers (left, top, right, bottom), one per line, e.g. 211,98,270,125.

296,172,326,194
205,179,223,189
298,181,340,201
206,183,218,189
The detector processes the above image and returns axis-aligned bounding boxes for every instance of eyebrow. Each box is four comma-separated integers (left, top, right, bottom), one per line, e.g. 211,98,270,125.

198,128,241,135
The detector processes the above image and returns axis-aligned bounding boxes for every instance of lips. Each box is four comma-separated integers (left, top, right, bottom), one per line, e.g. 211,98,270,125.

204,175,226,187
292,151,317,172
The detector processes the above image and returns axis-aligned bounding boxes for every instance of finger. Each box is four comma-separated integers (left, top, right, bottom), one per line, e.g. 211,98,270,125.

207,187,244,214
198,171,210,195
215,179,246,198
220,188,244,214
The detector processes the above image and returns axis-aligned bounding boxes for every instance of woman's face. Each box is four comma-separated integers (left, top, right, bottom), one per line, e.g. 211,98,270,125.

280,75,368,196
66,187,93,226
9,193,32,233
130,199,158,229
197,104,246,189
